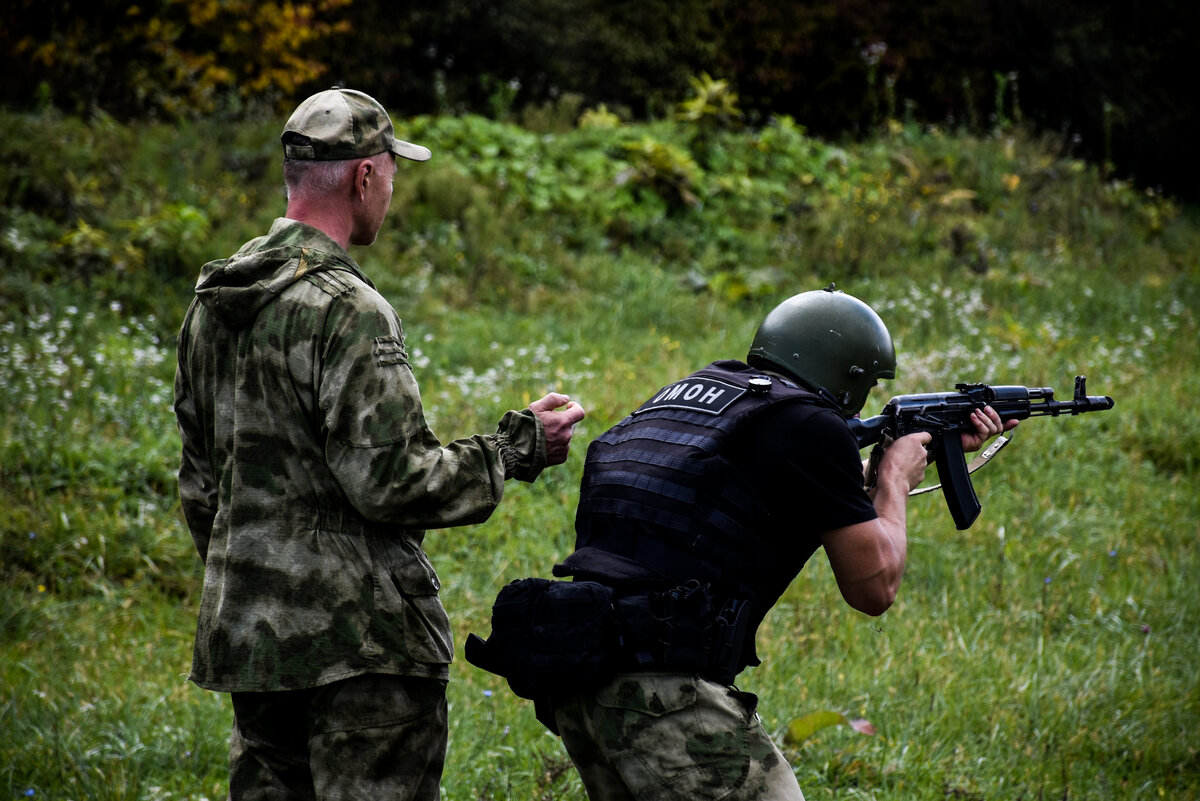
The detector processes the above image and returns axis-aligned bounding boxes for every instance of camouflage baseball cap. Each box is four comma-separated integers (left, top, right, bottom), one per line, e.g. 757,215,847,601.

282,87,431,162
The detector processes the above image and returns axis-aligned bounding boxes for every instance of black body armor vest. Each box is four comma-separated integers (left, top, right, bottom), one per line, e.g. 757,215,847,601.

556,361,831,678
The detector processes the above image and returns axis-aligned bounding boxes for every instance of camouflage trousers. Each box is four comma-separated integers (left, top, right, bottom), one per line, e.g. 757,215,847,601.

227,674,447,801
553,672,805,801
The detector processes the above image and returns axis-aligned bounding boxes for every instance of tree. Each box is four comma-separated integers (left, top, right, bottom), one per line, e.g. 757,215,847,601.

1,0,352,117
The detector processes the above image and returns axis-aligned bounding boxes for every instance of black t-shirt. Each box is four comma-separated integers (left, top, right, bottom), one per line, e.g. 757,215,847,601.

723,397,879,573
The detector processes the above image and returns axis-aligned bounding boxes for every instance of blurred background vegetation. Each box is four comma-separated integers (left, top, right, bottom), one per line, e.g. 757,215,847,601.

2,0,1196,199
2,3,1198,799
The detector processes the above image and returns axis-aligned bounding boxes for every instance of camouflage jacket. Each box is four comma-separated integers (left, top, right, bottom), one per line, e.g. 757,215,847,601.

174,218,548,692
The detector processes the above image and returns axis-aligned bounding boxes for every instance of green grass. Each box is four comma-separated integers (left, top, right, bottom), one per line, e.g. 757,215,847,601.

1,106,1197,799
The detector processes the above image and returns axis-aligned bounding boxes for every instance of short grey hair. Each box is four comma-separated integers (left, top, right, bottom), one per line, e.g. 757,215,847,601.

283,151,395,203
283,158,357,203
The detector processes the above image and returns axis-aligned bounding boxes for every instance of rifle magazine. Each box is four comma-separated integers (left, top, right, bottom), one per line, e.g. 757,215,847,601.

909,430,1015,496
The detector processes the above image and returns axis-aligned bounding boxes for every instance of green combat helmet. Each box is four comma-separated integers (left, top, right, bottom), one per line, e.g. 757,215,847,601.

747,286,896,417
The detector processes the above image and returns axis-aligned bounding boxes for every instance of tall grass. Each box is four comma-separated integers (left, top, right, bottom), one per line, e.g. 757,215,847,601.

1,105,1197,799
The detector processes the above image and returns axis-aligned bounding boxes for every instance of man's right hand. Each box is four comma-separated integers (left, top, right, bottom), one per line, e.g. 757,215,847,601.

529,393,586,466
879,431,933,494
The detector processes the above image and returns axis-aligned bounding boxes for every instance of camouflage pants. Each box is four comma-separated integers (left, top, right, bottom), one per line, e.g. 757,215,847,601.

553,672,805,801
228,674,447,801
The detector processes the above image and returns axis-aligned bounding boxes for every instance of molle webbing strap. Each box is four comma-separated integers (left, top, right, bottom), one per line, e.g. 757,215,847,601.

584,447,706,476
595,423,722,453
581,525,763,601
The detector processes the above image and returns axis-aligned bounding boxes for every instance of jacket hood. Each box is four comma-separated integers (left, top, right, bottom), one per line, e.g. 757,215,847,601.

194,218,370,328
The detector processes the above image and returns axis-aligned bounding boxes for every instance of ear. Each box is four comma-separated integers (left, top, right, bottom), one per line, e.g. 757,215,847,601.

353,159,374,201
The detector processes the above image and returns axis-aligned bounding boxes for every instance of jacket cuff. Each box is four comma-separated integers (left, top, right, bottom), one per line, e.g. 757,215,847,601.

497,408,547,483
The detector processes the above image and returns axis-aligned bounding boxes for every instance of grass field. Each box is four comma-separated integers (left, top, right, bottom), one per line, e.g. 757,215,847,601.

1,105,1197,799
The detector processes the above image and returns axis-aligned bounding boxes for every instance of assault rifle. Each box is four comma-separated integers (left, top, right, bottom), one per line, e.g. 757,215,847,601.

847,376,1114,530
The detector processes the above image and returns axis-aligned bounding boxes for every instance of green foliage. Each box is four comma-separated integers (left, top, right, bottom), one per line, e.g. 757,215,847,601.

1,106,1198,800
616,137,703,211
674,72,744,131
0,108,277,315
3,0,1195,203
578,104,623,130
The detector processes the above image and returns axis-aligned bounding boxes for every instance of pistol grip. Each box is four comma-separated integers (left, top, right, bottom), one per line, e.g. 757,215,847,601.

932,433,981,530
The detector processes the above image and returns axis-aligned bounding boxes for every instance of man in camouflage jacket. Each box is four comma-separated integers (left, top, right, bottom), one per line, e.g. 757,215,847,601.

174,87,584,800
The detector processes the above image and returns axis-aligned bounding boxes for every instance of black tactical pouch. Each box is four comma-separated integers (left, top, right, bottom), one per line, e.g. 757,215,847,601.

465,578,618,700
614,580,757,685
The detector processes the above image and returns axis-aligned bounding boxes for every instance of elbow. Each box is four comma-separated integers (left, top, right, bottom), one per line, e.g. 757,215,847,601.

853,593,896,617
841,581,899,617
